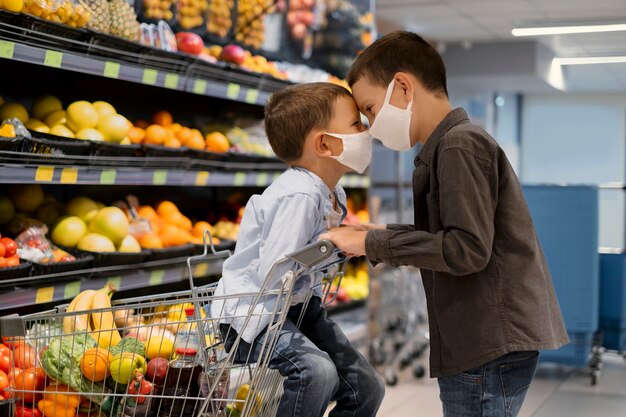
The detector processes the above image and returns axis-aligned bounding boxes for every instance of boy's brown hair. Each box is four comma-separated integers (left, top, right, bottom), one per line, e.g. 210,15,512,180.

265,82,352,162
346,31,448,97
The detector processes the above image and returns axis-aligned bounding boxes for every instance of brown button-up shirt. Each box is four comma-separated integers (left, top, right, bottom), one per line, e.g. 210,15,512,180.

365,108,568,378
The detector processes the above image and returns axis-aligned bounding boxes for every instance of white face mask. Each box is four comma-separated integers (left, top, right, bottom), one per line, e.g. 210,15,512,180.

324,130,372,174
369,79,414,151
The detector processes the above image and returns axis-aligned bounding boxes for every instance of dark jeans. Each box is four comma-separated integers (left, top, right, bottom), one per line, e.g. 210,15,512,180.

221,296,385,417
438,350,539,417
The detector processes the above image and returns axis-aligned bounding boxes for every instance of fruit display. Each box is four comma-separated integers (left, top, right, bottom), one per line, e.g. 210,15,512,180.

235,0,273,50
175,0,207,30
14,0,94,28
206,0,233,38
83,0,109,32
0,234,20,268
108,0,141,41
142,0,173,21
286,0,315,41
206,44,288,80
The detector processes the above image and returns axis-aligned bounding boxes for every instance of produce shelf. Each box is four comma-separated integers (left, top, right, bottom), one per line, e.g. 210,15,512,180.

0,163,370,188
0,254,226,313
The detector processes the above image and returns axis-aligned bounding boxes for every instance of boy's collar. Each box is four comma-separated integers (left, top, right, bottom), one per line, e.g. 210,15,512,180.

415,108,469,167
291,166,342,200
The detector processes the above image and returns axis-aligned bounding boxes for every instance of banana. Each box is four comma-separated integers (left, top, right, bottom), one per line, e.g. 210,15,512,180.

90,284,122,348
63,289,96,334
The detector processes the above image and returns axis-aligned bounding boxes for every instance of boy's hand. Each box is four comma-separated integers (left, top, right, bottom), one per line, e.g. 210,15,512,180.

359,223,387,231
320,228,368,257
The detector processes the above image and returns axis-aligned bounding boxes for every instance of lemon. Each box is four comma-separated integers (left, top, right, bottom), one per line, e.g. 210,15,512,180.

66,101,98,132
50,124,75,138
92,101,117,118
119,137,131,145
235,384,262,414
32,95,63,120
0,102,29,123
97,114,130,143
75,128,104,141
3,0,23,12
145,336,174,360
25,119,50,133
44,110,67,127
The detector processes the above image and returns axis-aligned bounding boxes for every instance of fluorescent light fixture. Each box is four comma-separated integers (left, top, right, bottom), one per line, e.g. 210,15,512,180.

554,56,626,65
512,23,626,36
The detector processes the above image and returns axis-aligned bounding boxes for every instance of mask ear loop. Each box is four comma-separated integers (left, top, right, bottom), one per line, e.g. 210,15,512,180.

385,79,413,111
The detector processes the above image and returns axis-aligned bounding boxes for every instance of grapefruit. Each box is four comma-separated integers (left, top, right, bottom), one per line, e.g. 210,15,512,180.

89,207,129,245
50,124,75,138
66,101,98,132
92,101,117,118
97,114,131,143
76,128,104,141
0,102,29,123
9,184,44,213
45,110,67,127
52,216,88,247
77,233,116,253
117,235,141,253
32,96,63,120
67,196,99,222
25,119,50,133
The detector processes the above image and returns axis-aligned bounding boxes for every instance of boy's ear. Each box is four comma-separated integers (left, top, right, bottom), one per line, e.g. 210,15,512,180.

394,72,415,102
314,132,333,157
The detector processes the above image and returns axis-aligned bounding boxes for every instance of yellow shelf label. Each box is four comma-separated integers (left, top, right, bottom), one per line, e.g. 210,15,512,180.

226,83,240,100
60,168,78,184
164,73,179,89
35,166,54,182
100,169,116,184
256,172,268,186
194,262,209,278
0,40,15,59
234,172,246,186
193,79,207,94
103,61,120,78
143,69,158,85
153,170,167,185
36,287,54,304
44,50,63,68
195,171,209,186
245,89,259,104
64,281,81,299
149,269,165,285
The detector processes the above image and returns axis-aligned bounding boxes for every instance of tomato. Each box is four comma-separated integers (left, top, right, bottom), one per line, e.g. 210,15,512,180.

6,254,19,267
14,369,44,403
14,345,36,370
0,258,7,268
15,405,43,417
24,367,46,388
0,369,8,393
8,366,22,384
2,336,25,349
0,344,11,373
0,242,5,258
0,237,17,258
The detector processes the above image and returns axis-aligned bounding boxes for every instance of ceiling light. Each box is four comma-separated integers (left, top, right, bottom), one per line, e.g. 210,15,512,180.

554,56,626,65
512,23,626,36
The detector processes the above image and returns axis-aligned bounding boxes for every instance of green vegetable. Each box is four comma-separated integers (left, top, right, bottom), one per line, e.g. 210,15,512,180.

40,333,108,403
109,337,145,357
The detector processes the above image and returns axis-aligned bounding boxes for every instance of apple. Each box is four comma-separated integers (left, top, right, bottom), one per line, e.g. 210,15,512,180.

220,44,246,65
146,358,169,386
175,32,204,55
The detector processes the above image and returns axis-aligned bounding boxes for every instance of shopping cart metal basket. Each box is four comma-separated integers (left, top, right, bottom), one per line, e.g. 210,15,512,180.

1,232,347,417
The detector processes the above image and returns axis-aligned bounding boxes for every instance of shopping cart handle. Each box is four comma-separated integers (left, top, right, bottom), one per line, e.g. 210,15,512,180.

286,240,336,268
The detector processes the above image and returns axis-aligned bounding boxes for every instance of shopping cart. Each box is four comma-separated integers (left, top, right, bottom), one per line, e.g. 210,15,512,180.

0,232,347,417
368,265,429,386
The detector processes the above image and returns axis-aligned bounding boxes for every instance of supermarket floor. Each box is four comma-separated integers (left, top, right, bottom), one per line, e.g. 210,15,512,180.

330,308,626,417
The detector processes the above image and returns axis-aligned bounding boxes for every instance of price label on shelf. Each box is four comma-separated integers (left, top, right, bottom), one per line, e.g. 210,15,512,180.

35,166,54,182
103,62,120,79
143,69,158,85
153,170,168,185
36,287,54,304
60,168,78,184
226,83,240,100
193,79,207,94
245,89,259,104
0,40,15,59
234,172,246,186
195,171,210,186
164,73,179,89
255,173,268,187
100,169,116,185
64,281,81,299
149,269,165,285
44,50,63,68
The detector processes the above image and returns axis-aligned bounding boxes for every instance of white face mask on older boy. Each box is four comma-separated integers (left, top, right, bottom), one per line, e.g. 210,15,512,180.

324,130,372,174
369,79,414,151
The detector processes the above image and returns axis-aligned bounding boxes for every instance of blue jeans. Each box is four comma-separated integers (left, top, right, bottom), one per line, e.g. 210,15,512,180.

438,350,539,417
221,296,385,417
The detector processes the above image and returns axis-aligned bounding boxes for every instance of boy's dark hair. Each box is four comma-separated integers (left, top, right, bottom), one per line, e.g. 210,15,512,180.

346,31,448,97
265,82,352,162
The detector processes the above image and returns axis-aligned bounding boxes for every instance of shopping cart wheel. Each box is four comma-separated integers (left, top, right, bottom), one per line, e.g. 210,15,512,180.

400,353,412,369
384,369,398,386
413,365,425,379
369,340,386,366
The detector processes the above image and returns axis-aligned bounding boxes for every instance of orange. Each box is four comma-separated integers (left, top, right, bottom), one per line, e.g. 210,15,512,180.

80,348,112,382
192,221,214,238
152,111,173,127
144,125,168,145
178,215,193,232
138,233,163,249
175,126,192,144
156,201,179,217
167,123,182,135
137,205,158,220
186,134,205,150
205,132,230,153
163,210,183,226
164,137,182,148
159,224,190,247
190,128,204,142
134,119,150,129
127,127,145,144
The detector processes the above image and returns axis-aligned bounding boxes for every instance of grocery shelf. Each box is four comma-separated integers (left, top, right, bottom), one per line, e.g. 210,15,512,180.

0,254,226,313
0,163,370,188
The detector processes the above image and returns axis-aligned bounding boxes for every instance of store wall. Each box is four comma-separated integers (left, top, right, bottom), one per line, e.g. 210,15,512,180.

521,93,626,248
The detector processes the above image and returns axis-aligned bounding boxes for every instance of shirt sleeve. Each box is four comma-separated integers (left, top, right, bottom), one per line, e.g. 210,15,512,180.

256,193,320,290
386,224,415,232
365,147,496,276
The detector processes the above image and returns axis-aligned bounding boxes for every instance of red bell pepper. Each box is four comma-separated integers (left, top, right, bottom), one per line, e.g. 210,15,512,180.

126,373,154,405
14,405,43,417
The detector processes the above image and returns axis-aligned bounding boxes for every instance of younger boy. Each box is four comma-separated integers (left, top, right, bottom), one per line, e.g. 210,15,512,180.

212,82,384,417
